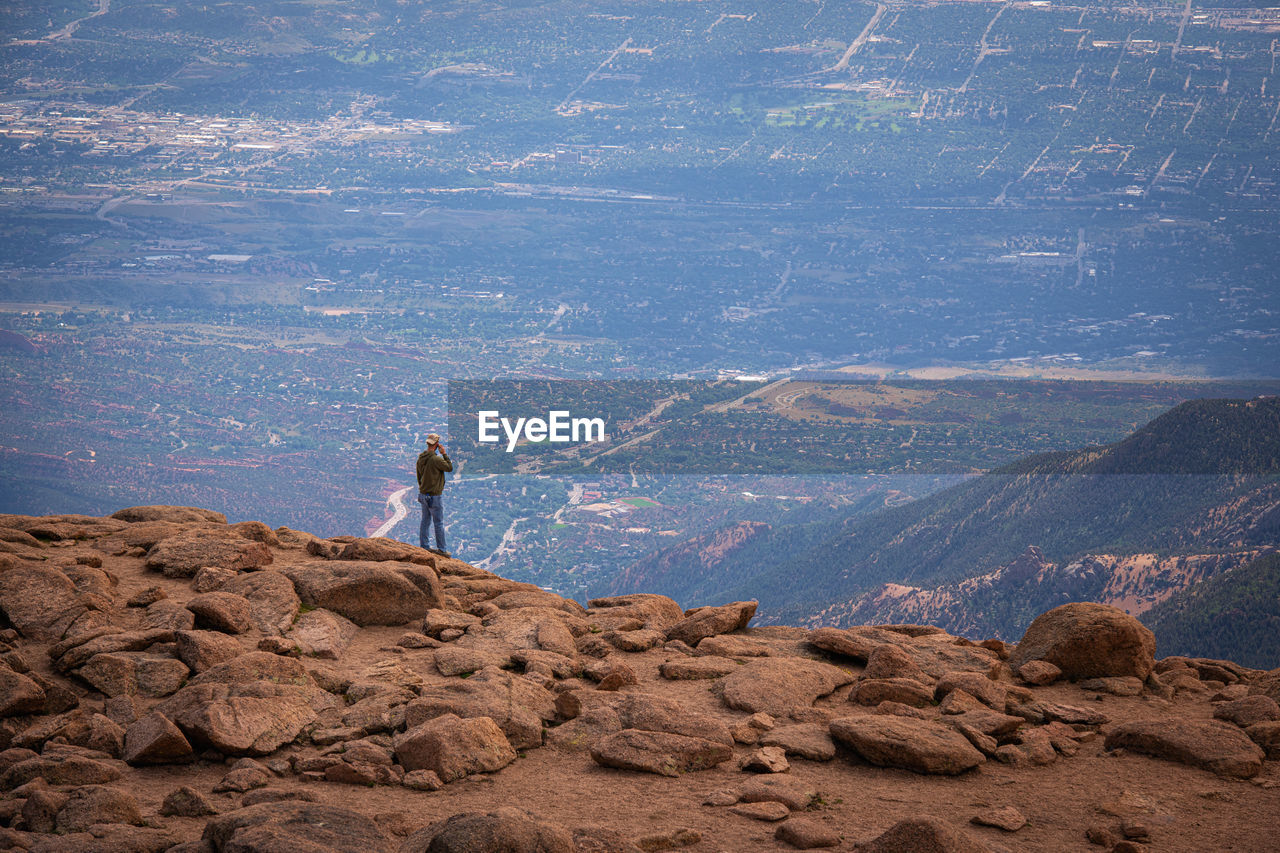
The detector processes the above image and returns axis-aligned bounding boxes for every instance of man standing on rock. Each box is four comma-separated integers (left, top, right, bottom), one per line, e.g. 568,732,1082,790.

416,432,452,557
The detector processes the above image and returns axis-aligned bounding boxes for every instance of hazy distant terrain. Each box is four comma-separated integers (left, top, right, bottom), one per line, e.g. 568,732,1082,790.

2,0,1278,598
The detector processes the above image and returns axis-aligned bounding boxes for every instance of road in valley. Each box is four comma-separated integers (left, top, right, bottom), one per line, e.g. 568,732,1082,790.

370,486,413,538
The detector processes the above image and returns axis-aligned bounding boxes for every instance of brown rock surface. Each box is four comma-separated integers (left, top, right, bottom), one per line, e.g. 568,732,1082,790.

1213,695,1280,728
829,715,985,775
145,530,272,578
718,656,856,716
174,629,244,673
858,817,991,853
1104,718,1265,778
665,601,757,646
123,711,194,765
1009,602,1156,680
400,807,573,853
776,817,841,849
55,784,144,832
0,564,91,640
202,802,393,852
111,506,227,524
589,728,732,776
281,561,441,625
1,508,1278,853
186,591,255,634
393,713,516,782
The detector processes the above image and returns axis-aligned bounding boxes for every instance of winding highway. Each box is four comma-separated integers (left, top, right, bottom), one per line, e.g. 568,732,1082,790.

370,486,413,539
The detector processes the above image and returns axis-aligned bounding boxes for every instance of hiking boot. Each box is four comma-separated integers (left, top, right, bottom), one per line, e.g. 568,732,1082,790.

429,548,451,558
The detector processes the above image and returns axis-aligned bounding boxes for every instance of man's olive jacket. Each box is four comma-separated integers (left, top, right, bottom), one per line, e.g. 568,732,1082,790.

416,448,452,495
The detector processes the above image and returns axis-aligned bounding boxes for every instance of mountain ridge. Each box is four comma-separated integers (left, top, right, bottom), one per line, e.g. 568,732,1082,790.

618,397,1280,650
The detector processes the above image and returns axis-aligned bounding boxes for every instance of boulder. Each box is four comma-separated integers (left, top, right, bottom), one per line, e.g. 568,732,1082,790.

422,609,481,638
1214,695,1280,728
545,707,622,752
281,561,440,626
666,601,757,646
174,630,244,674
805,627,878,662
393,713,517,782
231,520,281,546
76,652,189,698
164,682,333,756
590,729,733,776
55,784,144,832
731,801,791,821
405,667,556,750
21,787,69,833
604,629,666,653
1009,602,1156,680
160,786,218,817
223,571,302,635
760,723,837,762
434,645,511,677
123,712,194,765
288,608,358,659
612,692,734,745
202,802,392,853
858,818,991,853
48,628,138,670
660,658,738,680
741,745,790,773
333,537,438,567
933,671,1007,710
863,644,929,682
1078,676,1144,696
719,657,856,716
829,715,985,775
145,531,272,578
776,817,841,849
111,506,227,524
971,806,1027,832
850,678,934,708
1245,721,1280,759
0,564,89,640
1,754,123,789
737,776,819,811
400,808,574,853
696,635,771,658
186,591,254,634
1104,718,1265,778
75,652,139,697
0,669,46,717
187,649,313,687
145,600,196,631
588,594,686,632
11,709,124,757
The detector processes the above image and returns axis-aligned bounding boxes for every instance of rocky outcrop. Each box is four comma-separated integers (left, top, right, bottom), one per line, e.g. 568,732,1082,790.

1010,602,1157,679
202,802,392,852
145,529,273,578
1104,718,1265,778
858,817,991,853
718,656,856,716
0,507,1274,853
400,808,574,853
665,600,757,646
590,728,733,777
281,561,442,625
829,716,985,775
394,713,517,782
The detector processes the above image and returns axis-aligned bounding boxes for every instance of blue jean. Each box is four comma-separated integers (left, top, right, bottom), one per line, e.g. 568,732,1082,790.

418,493,446,551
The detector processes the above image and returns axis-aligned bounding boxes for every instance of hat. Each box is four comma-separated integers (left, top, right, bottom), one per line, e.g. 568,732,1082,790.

426,433,441,444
